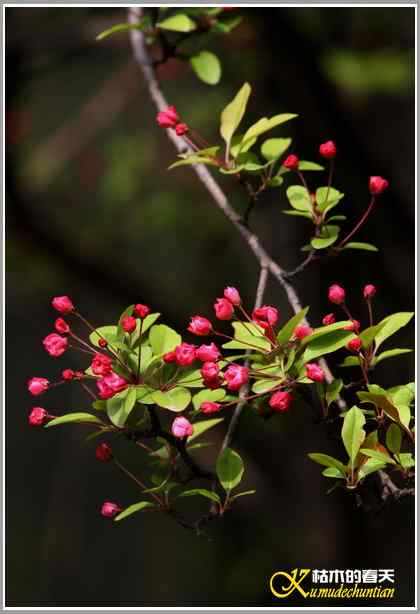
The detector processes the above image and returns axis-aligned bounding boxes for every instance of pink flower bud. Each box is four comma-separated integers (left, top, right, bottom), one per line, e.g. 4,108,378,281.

55,318,70,334
96,443,113,462
99,338,108,348
252,305,279,329
175,343,197,367
319,140,337,159
293,324,313,340
171,416,194,438
97,372,128,399
201,401,222,414
223,286,241,306
91,353,113,376
269,390,293,412
214,297,234,321
122,315,137,333
28,377,50,396
369,176,389,195
283,154,299,170
201,362,220,380
52,295,74,314
224,364,249,391
175,123,189,136
28,407,49,426
328,284,345,305
363,284,377,299
188,316,212,336
305,363,325,382
62,368,75,381
195,342,220,362
322,313,336,326
156,105,179,128
74,371,84,379
101,501,122,518
43,333,68,357
203,376,223,390
347,337,362,352
343,319,360,333
133,303,151,319
163,350,176,363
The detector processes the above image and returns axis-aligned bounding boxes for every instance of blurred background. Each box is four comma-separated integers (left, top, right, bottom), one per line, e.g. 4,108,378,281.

6,6,415,608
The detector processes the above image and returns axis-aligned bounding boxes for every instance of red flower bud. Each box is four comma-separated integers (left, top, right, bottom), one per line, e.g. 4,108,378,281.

96,443,113,462
175,123,189,136
62,368,75,381
195,343,220,362
252,305,279,329
224,364,249,391
163,350,176,363
28,407,49,426
122,315,137,333
156,106,179,128
203,376,223,390
283,154,299,170
201,401,222,414
101,501,122,518
98,338,108,348
293,324,313,340
328,284,345,305
175,343,197,367
322,313,336,326
363,284,377,299
369,176,389,195
171,416,194,438
133,304,151,319
319,140,337,159
343,319,360,333
223,286,241,306
200,362,220,380
305,363,325,382
52,295,74,314
347,337,362,352
43,333,68,357
269,390,293,412
188,316,212,336
28,377,50,396
55,318,70,334
91,353,113,376
214,297,234,321
96,372,128,399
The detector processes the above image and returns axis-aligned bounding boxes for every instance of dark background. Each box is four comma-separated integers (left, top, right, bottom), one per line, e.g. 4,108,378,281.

6,6,415,608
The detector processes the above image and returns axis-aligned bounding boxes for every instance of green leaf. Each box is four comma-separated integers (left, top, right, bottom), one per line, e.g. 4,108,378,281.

322,467,346,479
308,453,347,475
231,321,271,351
301,330,354,363
157,14,197,32
328,215,347,221
311,225,340,250
357,458,386,480
359,322,386,349
298,160,324,171
190,51,221,85
187,417,224,443
177,488,221,504
251,379,282,394
359,448,396,465
135,385,155,405
152,387,191,412
114,501,155,522
216,447,244,492
139,313,161,335
231,489,256,500
397,452,415,469
315,187,344,213
92,400,106,411
286,185,311,211
220,82,251,150
386,424,402,455
149,324,181,356
276,307,309,345
89,325,118,348
339,356,360,368
96,18,150,41
282,210,312,218
373,312,414,351
169,155,218,170
177,368,204,389
326,378,343,407
342,242,378,252
240,114,297,153
107,389,136,427
357,391,410,430
46,413,105,428
260,138,291,161
341,406,366,468
267,176,284,188
192,389,226,411
374,348,412,364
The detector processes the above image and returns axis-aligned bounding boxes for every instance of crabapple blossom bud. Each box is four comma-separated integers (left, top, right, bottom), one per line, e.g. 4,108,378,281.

62,369,75,381
101,501,122,518
283,154,299,170
96,443,113,462
347,337,362,352
201,402,222,414
28,407,48,426
163,350,176,363
203,376,223,390
133,304,151,319
74,371,84,379
156,106,179,128
195,343,220,362
175,343,197,366
344,319,360,333
369,176,389,195
122,316,136,333
28,377,50,396
98,338,108,348
91,353,113,376
322,313,336,326
319,140,337,159
97,372,128,399
201,362,220,380
55,318,70,334
43,333,68,357
328,284,345,304
294,324,313,340
175,123,189,136
305,363,325,382
224,364,249,391
171,416,194,438
52,295,74,314
224,286,241,306
188,316,212,336
252,305,279,329
269,391,293,412
214,297,234,320
363,284,377,299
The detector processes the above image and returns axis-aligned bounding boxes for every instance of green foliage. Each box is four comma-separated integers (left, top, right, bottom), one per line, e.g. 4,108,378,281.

220,82,252,152
149,324,181,355
177,488,221,504
46,413,105,428
276,307,309,345
341,406,366,469
190,51,221,85
216,447,244,492
260,138,291,161
342,242,378,252
114,501,155,522
157,14,197,32
152,387,191,412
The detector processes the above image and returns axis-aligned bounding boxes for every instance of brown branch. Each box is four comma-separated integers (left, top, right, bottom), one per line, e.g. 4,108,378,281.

377,470,415,503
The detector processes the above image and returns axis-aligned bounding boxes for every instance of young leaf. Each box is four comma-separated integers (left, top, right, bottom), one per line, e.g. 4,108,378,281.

357,458,386,480
107,389,133,427
315,187,344,213
190,51,221,85
339,356,360,368
220,82,251,150
169,155,219,170
359,448,396,465
326,378,343,408
114,501,155,522
341,406,366,468
397,452,415,469
311,225,340,250
46,413,105,428
286,185,311,211
152,387,191,412
308,453,347,475
373,312,414,351
276,306,309,345
231,489,256,500
301,330,354,363
322,467,346,479
240,114,297,152
386,423,402,455
342,242,378,252
187,417,224,442
251,379,282,394
96,19,149,41
149,324,181,355
359,322,386,349
177,488,221,504
260,137,291,161
374,348,412,365
216,447,244,492
135,385,155,405
298,160,324,171
231,321,271,351
89,325,118,348
157,14,197,32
